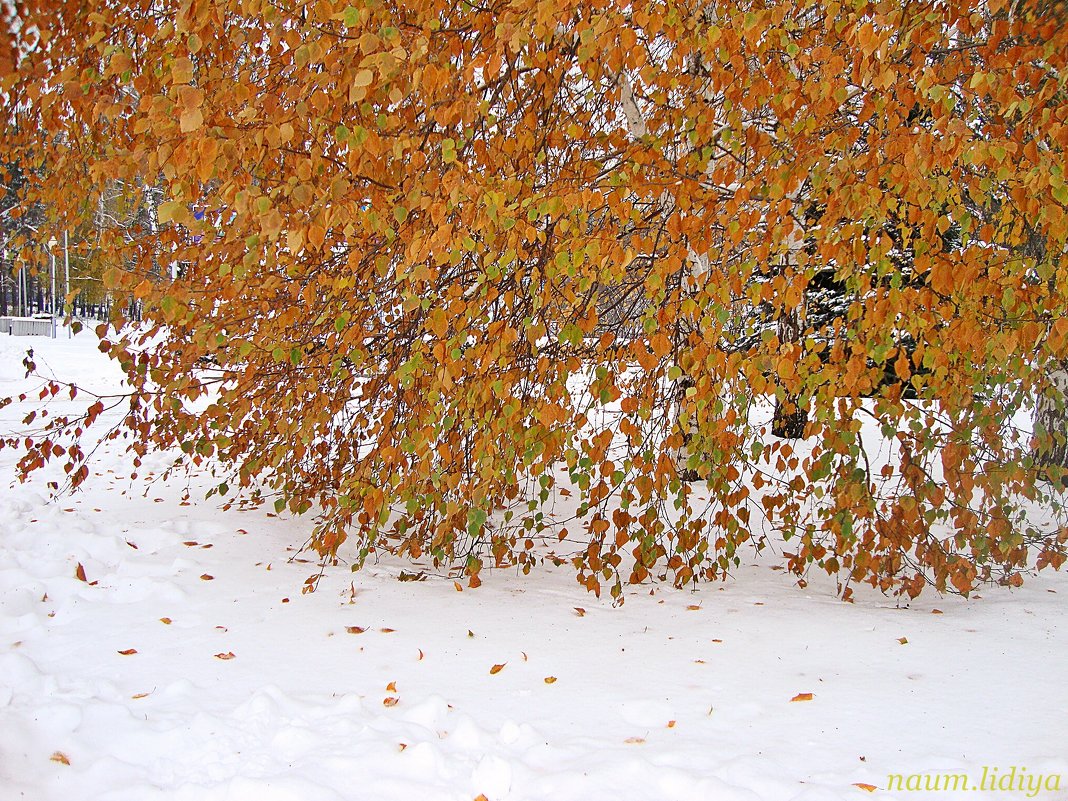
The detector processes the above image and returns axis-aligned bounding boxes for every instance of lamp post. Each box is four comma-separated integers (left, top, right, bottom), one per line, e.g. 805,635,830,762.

63,231,70,337
48,236,57,338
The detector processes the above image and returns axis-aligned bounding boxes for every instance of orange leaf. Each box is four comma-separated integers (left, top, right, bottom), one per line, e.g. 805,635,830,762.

346,626,366,634
544,676,557,684
898,637,908,645
117,648,137,655
386,681,397,692
214,652,236,660
200,574,214,581
573,607,586,617
453,581,463,592
853,783,877,793
74,563,87,582
50,752,70,765
383,697,399,707
159,617,172,625
489,663,506,675
790,692,814,702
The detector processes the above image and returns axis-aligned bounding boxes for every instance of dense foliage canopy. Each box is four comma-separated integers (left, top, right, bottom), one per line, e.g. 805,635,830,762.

2,0,1067,598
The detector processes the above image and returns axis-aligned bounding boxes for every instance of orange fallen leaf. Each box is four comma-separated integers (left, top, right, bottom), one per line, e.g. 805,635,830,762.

544,676,557,684
214,652,236,660
489,663,506,675
159,617,172,625
853,783,877,792
711,638,723,643
453,581,463,592
182,541,198,546
383,697,399,707
200,574,214,581
398,742,407,751
898,637,908,645
474,795,489,801
624,736,645,744
50,752,70,765
686,604,701,610
790,692,814,702
418,649,424,660
380,627,395,633
386,681,397,692
931,609,943,614
667,720,676,728
346,626,366,634
117,648,137,655
131,692,151,700
74,563,87,582
573,607,586,616
521,651,528,661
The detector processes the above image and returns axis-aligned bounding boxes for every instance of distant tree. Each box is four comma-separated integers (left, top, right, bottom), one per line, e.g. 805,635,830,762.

1,0,1066,599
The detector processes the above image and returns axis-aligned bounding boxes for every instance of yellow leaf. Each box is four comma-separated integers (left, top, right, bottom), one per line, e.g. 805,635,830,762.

50,752,70,765
853,783,877,792
790,692,814,702
180,107,203,133
544,676,557,684
353,69,374,87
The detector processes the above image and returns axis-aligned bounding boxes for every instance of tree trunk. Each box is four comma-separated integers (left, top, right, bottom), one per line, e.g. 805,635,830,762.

1034,361,1068,485
772,304,807,439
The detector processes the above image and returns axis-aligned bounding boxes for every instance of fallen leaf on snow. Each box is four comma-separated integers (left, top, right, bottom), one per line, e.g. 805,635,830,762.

383,697,399,707
931,609,943,614
50,752,70,765
131,692,151,699
380,627,395,633
667,720,676,728
852,783,877,792
386,681,397,692
159,617,172,625
489,663,506,675
345,626,366,634
544,676,557,684
117,648,137,655
214,652,236,660
418,649,424,660
74,563,87,582
624,737,645,744
573,607,586,617
898,637,908,645
200,574,214,581
453,581,463,592
686,604,701,611
790,692,814,702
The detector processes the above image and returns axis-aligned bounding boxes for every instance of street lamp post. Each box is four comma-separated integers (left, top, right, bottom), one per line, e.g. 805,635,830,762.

63,231,70,338
48,236,57,338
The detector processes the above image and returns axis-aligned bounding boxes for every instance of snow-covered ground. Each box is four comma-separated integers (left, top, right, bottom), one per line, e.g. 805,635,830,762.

1,333,1065,801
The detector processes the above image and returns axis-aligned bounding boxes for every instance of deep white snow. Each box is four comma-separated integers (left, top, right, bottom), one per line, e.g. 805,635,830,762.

1,332,1065,801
